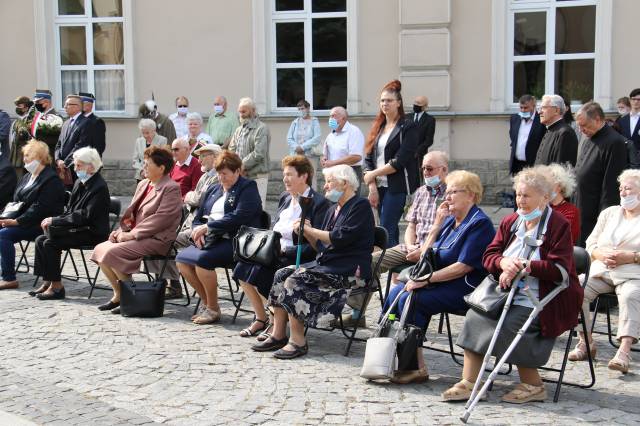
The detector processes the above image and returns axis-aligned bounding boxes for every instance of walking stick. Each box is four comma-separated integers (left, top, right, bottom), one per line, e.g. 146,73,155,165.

295,195,313,269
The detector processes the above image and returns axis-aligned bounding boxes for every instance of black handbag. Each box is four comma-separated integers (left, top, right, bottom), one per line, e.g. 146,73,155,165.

397,248,436,283
233,225,281,267
0,201,25,219
45,225,90,240
119,280,166,318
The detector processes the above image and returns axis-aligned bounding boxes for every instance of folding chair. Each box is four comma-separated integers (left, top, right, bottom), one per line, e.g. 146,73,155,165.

141,205,191,307
15,241,32,273
305,226,389,356
590,293,640,353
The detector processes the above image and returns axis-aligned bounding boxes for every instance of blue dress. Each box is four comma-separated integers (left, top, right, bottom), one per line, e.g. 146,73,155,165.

385,205,496,328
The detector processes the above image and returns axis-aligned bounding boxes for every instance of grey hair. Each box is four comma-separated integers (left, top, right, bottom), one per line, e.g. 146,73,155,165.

173,138,190,148
186,112,203,125
544,163,577,198
323,164,359,192
618,169,640,187
73,147,102,171
576,101,605,121
330,106,348,119
238,97,256,111
542,94,566,115
513,166,553,198
138,118,157,131
424,150,449,168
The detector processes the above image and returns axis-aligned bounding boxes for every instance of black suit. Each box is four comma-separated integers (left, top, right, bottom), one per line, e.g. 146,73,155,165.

54,114,93,168
615,113,640,168
508,112,546,175
409,111,435,171
85,113,106,156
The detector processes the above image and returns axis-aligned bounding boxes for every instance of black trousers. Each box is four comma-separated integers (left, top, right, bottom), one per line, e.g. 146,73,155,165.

34,232,104,282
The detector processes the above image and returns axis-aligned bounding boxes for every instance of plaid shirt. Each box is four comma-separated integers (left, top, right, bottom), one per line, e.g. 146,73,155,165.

401,183,446,251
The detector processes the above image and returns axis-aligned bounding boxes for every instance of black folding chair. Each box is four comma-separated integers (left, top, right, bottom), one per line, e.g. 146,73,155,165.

590,294,640,353
305,226,389,356
141,205,191,307
15,241,32,274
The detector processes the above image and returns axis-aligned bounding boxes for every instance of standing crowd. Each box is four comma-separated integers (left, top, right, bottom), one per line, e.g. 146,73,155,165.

1,82,640,403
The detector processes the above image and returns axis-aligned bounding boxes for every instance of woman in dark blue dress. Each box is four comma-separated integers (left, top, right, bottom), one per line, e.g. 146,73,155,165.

176,151,262,324
233,155,329,338
383,170,496,384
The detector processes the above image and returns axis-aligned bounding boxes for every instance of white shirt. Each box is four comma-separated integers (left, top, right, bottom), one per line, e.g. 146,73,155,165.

630,112,640,137
208,192,227,221
324,121,365,166
169,112,189,138
515,116,534,161
376,130,391,187
176,155,194,167
414,111,424,122
273,187,311,250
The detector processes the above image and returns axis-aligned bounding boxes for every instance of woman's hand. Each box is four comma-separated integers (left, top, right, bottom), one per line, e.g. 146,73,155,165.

116,232,135,243
41,217,53,230
404,279,427,292
368,185,379,208
363,170,377,186
108,230,119,243
190,225,208,248
498,256,525,288
433,201,450,226
0,219,18,228
599,248,635,269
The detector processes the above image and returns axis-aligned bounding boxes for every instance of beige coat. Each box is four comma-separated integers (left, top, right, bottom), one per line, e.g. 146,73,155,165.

586,205,640,282
132,134,168,179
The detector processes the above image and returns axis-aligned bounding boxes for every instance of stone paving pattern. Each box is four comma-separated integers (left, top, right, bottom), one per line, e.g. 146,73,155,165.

1,203,640,424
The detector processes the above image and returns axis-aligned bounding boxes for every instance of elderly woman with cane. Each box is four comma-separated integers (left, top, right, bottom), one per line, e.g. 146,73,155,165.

443,166,582,404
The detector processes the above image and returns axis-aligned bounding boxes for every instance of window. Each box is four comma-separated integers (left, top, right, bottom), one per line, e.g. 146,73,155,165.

509,0,596,105
55,0,125,112
271,0,348,111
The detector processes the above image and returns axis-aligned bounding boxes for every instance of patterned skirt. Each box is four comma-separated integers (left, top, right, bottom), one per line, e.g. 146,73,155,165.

268,266,364,327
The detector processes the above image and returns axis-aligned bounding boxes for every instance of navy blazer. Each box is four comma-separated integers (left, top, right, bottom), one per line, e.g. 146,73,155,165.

13,166,65,228
277,188,331,263
55,114,94,167
192,176,262,237
509,112,546,174
309,195,375,280
615,114,640,168
364,118,419,194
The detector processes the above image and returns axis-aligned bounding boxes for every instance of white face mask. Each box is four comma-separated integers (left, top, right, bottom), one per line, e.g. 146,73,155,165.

214,105,224,114
620,194,640,211
177,106,188,115
24,159,41,174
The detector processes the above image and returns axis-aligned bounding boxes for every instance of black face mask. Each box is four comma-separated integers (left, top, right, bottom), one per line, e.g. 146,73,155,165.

15,107,27,116
413,104,423,114
35,103,46,113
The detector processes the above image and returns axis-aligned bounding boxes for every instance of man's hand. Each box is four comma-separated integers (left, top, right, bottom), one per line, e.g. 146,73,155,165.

41,217,53,230
295,146,304,155
406,248,422,263
363,170,377,185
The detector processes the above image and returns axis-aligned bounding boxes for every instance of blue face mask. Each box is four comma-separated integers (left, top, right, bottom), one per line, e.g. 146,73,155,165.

298,109,306,118
76,170,90,183
550,191,558,199
425,175,440,188
517,208,542,222
326,189,344,203
518,111,532,120
328,118,339,130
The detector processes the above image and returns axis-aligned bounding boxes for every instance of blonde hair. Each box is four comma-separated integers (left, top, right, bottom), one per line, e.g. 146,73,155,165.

446,170,483,203
618,169,640,187
543,163,577,198
513,166,553,197
22,139,51,165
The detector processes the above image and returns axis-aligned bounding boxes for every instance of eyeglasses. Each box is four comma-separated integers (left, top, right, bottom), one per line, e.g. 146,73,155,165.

422,165,442,173
444,189,467,197
171,148,181,152
631,98,640,102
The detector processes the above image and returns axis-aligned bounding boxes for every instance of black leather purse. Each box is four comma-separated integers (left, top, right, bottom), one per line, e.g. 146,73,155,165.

118,280,166,318
45,225,90,240
233,225,281,267
397,248,436,283
0,201,25,219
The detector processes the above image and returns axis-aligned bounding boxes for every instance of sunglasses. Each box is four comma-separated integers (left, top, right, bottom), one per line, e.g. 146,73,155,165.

177,104,188,108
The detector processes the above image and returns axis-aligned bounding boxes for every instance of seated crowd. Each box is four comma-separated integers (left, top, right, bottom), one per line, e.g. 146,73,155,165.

1,87,640,407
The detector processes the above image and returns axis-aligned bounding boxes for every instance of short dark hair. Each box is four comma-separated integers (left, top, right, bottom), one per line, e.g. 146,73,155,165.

214,150,243,172
282,155,314,186
629,88,640,99
576,101,605,121
518,94,536,104
144,145,173,175
296,99,310,109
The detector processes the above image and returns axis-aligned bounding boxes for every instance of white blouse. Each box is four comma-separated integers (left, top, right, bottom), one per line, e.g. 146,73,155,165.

208,192,227,221
376,130,391,187
273,188,311,250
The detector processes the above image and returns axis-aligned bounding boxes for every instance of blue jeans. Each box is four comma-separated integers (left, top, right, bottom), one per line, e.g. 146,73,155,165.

0,226,42,281
377,186,406,247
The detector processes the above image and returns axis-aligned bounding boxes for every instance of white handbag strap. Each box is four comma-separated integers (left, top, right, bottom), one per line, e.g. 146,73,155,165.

374,289,406,336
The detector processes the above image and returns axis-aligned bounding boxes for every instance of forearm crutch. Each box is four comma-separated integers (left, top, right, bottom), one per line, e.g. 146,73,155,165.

461,279,568,423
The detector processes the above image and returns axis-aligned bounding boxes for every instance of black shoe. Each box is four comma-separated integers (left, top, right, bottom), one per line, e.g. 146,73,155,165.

165,283,183,300
251,336,288,352
273,342,308,359
36,287,65,300
29,283,50,297
111,307,121,315
98,301,120,311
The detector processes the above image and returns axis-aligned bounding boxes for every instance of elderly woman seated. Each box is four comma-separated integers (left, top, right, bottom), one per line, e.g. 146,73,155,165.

176,151,262,325
569,169,640,373
383,171,496,384
185,112,213,154
233,155,329,338
91,146,182,313
32,147,111,300
442,167,582,404
0,140,65,290
132,118,168,182
541,163,580,244
251,165,374,359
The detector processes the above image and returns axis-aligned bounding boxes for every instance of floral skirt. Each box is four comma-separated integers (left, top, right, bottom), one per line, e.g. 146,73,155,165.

268,266,363,327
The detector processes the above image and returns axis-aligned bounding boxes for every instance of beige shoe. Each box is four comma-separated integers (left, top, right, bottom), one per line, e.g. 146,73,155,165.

0,280,19,290
330,313,366,329
191,305,206,321
608,349,631,374
501,383,547,404
442,379,476,402
568,340,596,362
193,308,221,325
390,367,429,384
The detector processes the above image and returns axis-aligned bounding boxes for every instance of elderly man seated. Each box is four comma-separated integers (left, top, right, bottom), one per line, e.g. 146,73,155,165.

340,150,449,327
169,138,203,199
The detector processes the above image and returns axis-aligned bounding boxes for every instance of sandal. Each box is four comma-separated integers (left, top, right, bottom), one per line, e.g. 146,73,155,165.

568,340,596,362
256,323,274,342
193,308,221,325
191,305,206,321
273,341,308,359
240,318,269,337
608,349,631,374
441,379,477,402
501,383,546,404
29,282,51,297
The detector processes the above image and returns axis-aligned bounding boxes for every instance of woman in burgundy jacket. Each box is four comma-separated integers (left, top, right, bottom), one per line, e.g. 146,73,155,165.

442,167,583,405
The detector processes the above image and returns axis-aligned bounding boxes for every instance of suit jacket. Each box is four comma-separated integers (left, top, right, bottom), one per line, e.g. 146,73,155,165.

364,118,420,194
409,111,436,163
509,112,546,174
55,114,93,167
85,113,106,156
277,188,331,263
13,166,65,228
118,175,182,243
615,113,640,168
193,176,262,237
